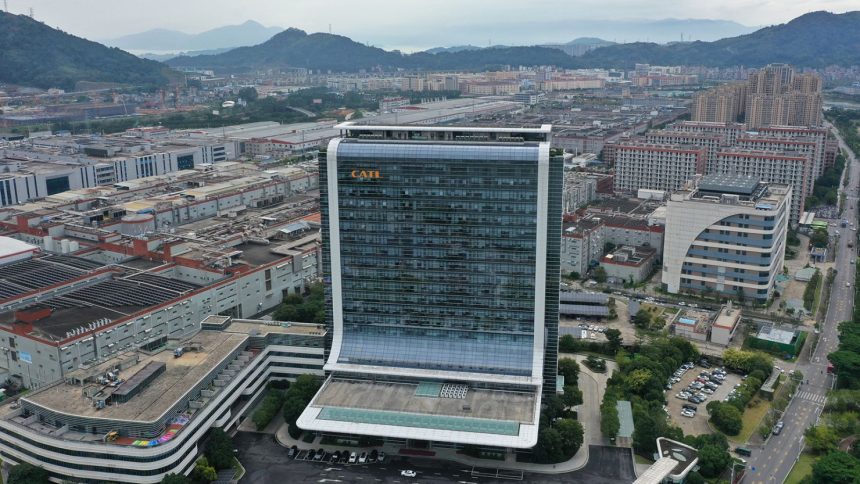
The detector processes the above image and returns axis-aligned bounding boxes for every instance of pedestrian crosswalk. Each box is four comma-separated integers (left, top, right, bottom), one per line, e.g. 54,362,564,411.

797,391,826,404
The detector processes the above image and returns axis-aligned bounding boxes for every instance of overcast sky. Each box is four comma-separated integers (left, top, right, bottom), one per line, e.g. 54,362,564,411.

12,0,860,51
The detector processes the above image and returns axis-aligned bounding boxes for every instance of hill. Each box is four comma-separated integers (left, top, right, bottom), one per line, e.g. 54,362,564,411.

105,20,283,52
575,11,860,68
167,28,578,72
0,11,173,90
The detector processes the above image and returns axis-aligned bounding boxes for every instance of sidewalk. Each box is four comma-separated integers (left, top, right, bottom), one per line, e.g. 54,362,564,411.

274,421,591,474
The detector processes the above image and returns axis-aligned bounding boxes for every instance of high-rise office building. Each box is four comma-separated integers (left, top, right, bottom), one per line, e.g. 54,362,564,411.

662,174,791,302
298,124,562,449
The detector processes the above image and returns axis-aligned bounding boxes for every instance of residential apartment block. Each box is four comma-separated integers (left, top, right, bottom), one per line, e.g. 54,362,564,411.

613,143,706,194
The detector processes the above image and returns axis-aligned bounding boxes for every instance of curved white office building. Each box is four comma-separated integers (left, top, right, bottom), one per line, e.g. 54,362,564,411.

662,174,791,303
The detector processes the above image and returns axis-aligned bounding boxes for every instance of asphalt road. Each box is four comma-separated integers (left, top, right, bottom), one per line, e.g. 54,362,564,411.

234,432,635,484
744,124,858,484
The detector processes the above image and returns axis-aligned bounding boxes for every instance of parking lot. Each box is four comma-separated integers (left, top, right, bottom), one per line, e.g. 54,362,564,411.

665,363,742,436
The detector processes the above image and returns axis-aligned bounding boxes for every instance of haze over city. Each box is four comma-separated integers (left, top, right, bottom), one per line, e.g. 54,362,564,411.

11,0,860,50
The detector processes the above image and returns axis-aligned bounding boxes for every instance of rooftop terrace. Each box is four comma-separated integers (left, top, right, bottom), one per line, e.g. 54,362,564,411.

21,331,247,423
311,378,536,425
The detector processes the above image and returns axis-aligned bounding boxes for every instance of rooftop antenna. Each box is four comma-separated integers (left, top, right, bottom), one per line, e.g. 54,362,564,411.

4,1,8,13
28,6,32,18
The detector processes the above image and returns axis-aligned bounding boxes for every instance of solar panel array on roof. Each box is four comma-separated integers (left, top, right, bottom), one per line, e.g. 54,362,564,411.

559,292,609,305
41,254,104,271
0,258,86,299
64,279,179,307
697,174,760,196
559,304,610,317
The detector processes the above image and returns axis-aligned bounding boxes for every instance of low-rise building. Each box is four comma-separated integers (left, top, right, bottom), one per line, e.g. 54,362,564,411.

561,217,603,277
710,304,741,346
671,309,712,343
600,245,657,284
0,316,325,483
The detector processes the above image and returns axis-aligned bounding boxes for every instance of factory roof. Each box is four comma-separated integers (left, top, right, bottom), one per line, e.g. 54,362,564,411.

22,330,248,423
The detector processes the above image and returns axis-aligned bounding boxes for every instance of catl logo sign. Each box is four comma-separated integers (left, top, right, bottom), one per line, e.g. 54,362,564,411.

351,170,382,179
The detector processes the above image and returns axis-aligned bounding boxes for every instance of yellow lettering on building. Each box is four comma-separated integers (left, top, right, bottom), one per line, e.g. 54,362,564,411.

350,170,382,179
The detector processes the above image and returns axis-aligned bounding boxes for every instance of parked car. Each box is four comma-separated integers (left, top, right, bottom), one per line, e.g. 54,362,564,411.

369,449,378,463
313,449,325,461
349,452,358,463
378,451,386,463
773,421,785,435
401,470,418,478
331,452,340,464
681,409,695,418
683,404,698,411
359,452,367,463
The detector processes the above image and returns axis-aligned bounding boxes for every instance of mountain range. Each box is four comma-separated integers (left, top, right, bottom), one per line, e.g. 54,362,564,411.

574,11,860,68
2,11,860,91
0,11,173,91
104,20,282,52
168,11,860,72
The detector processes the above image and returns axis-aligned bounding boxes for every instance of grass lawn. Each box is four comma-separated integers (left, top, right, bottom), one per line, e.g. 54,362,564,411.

785,453,816,484
634,454,654,465
736,397,772,443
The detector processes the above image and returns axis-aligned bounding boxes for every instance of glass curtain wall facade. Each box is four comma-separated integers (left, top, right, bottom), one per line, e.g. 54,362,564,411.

319,130,561,393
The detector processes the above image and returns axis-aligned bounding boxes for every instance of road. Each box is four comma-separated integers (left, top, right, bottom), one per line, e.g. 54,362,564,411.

234,432,635,484
744,124,858,484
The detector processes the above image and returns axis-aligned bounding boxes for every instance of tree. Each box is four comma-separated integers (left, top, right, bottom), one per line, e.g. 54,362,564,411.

556,418,585,457
600,393,620,438
626,368,654,394
811,228,830,248
7,463,50,484
603,242,617,255
709,402,743,435
593,266,608,283
632,309,653,329
558,358,580,385
562,385,583,408
684,472,706,484
805,425,840,454
533,427,565,463
204,428,234,470
696,443,732,477
543,395,566,423
811,450,860,484
191,456,218,482
605,328,623,352
161,474,193,484
569,271,581,280
238,86,259,102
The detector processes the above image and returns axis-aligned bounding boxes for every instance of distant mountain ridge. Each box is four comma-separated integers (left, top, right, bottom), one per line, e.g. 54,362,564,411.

167,28,579,72
168,11,860,73
106,20,282,52
0,11,173,90
574,11,860,68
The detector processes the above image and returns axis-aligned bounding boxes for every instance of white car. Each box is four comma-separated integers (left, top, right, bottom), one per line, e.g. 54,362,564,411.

681,409,695,418
401,470,417,478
